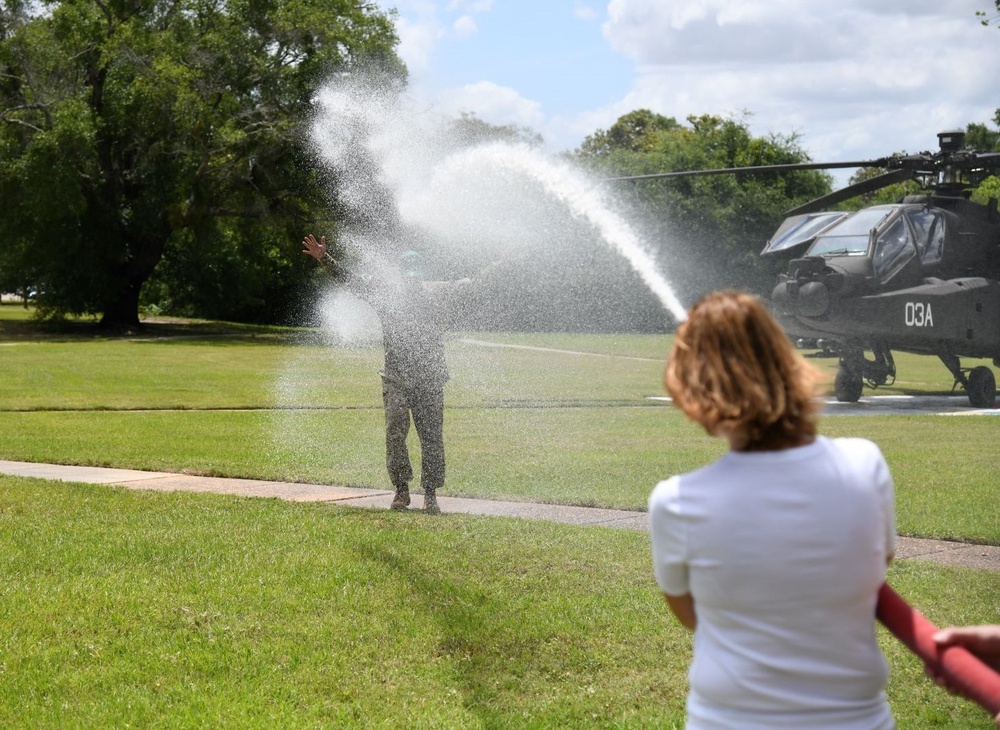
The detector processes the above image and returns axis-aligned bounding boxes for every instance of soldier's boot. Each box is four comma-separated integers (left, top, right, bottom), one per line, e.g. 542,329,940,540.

390,484,410,511
423,490,441,515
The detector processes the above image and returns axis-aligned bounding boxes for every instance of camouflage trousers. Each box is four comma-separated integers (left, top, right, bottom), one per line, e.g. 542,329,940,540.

382,378,445,494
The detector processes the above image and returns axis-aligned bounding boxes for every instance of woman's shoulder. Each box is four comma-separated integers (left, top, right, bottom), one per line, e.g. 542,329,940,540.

822,435,886,461
821,436,892,487
649,475,681,502
648,457,729,508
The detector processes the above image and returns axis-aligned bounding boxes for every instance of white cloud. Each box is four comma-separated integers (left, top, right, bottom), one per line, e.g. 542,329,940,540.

394,15,446,78
387,0,496,80
573,4,600,22
591,0,1000,180
605,0,870,64
448,0,493,11
434,81,547,132
453,14,478,38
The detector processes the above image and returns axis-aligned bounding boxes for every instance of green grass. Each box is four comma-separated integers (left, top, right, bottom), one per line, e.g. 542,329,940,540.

1,478,996,729
1,310,998,727
0,324,996,542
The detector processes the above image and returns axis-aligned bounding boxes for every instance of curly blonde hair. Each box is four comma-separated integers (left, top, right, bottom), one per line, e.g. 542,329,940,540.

664,291,824,450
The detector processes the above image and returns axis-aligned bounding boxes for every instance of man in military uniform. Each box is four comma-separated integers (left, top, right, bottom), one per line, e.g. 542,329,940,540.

302,233,451,514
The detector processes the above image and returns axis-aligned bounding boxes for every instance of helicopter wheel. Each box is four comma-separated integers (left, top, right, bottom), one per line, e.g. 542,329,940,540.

966,366,996,408
834,368,863,403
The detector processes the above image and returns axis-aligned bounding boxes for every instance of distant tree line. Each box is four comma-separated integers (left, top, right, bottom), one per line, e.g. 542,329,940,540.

2,2,999,331
572,110,833,307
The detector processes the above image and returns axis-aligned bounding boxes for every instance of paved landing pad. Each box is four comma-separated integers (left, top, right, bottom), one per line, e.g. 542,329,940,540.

820,394,1000,416
649,394,1000,416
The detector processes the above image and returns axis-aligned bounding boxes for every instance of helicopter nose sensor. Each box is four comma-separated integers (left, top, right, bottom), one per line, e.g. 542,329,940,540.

795,281,831,317
772,279,831,318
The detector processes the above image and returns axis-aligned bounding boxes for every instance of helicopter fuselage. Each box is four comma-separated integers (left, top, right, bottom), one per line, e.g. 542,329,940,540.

770,196,1000,357
768,195,1000,405
774,275,1000,359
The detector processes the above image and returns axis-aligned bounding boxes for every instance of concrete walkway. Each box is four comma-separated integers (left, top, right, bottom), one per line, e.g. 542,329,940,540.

1,459,997,571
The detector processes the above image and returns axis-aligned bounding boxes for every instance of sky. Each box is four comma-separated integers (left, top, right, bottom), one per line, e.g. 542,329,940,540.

377,0,1000,186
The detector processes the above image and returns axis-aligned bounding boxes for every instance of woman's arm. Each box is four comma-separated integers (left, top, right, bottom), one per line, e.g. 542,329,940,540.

664,592,697,631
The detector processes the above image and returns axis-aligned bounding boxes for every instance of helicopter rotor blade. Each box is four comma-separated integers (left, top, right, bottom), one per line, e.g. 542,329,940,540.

966,152,1000,171
603,160,876,182
783,168,917,217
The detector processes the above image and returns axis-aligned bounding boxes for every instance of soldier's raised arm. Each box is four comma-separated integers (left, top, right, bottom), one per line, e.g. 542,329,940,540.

302,234,342,277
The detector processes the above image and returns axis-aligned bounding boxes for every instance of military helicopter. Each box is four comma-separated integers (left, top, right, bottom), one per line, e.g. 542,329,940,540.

612,129,1000,408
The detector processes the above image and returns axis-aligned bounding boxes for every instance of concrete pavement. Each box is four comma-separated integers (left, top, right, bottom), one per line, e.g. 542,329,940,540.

1,459,996,571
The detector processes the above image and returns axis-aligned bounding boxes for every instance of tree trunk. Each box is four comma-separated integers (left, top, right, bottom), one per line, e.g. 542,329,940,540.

98,225,169,332
99,279,143,332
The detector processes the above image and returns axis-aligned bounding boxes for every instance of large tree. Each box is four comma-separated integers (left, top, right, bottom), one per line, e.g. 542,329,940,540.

576,112,833,300
0,0,401,328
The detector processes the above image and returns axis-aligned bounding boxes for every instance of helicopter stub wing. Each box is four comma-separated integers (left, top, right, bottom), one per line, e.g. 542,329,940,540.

776,276,1000,359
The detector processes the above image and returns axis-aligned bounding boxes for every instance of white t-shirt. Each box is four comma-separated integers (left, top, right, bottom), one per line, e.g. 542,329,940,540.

649,436,897,730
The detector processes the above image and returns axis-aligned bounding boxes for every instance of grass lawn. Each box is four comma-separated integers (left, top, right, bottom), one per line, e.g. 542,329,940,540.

1,305,998,727
1,478,996,729
1,317,996,543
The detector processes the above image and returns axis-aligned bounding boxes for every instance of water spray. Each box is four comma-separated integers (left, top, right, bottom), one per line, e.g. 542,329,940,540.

307,76,688,326
413,142,688,323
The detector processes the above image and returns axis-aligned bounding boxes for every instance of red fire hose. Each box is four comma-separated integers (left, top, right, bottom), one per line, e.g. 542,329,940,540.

876,583,1000,717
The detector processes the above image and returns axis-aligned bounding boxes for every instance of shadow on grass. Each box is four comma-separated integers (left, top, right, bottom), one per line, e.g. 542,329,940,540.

0,309,311,346
356,538,563,724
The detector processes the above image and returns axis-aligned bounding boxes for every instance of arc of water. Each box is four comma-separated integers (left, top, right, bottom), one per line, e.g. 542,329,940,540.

308,83,688,323
435,143,688,322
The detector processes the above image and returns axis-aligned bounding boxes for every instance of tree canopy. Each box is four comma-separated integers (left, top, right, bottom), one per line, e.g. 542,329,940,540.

576,111,833,300
0,0,402,327
4,0,997,329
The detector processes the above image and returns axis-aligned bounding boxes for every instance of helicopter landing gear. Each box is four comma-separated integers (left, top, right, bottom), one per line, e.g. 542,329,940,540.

938,353,997,408
834,368,863,402
834,347,896,403
967,366,996,408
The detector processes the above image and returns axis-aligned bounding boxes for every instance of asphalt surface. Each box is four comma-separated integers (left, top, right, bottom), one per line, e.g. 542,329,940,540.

648,393,1000,417
1,459,996,572
820,393,1000,417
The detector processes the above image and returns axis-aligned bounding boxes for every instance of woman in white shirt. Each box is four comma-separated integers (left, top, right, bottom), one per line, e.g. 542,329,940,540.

649,290,897,730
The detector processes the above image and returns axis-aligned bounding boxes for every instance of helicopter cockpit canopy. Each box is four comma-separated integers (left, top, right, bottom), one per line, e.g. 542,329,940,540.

808,206,896,257
904,206,945,264
870,206,946,280
761,211,848,256
799,204,947,282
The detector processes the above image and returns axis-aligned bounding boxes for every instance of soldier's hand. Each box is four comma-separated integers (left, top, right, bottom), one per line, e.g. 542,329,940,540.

302,234,327,260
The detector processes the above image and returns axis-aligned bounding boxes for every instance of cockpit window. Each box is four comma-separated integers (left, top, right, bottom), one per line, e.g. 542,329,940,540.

764,212,849,254
906,208,945,264
872,217,915,280
807,206,896,256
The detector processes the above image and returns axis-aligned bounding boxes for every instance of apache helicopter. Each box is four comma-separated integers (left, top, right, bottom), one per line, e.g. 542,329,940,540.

613,129,1000,408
